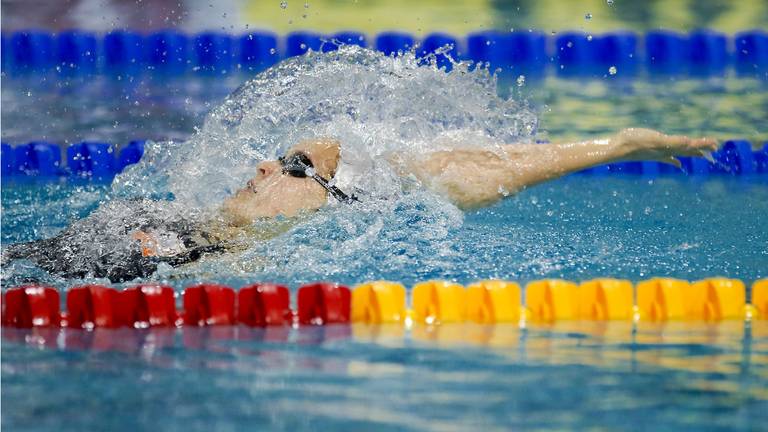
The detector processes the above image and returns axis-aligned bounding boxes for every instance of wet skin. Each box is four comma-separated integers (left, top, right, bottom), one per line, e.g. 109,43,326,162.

223,128,718,216
135,128,718,255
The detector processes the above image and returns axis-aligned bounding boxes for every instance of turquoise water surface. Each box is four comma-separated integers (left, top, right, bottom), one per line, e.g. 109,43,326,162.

2,54,768,430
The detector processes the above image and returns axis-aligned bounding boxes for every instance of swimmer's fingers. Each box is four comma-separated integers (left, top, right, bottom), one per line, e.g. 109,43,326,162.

131,230,158,257
659,156,682,169
693,137,719,156
661,135,719,158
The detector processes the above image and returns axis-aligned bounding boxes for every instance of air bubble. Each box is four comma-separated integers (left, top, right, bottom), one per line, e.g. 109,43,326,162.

280,1,287,9
585,13,592,20
608,66,617,75
516,75,526,87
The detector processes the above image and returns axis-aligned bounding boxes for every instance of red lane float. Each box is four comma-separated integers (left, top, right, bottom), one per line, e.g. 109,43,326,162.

2,285,61,328
297,282,351,325
66,285,121,328
117,284,177,328
237,283,292,326
183,284,236,326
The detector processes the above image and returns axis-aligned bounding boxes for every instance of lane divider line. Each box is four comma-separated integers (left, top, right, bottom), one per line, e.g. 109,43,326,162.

2,277,766,329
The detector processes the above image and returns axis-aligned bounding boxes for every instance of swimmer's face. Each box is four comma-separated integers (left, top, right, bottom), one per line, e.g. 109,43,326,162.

221,139,341,224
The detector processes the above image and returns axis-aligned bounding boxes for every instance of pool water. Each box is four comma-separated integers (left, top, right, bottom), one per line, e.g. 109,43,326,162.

2,321,766,431
2,51,768,430
2,175,767,289
2,73,767,145
2,175,767,430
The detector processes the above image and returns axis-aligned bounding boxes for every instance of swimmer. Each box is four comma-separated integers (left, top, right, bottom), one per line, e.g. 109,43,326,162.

2,128,717,282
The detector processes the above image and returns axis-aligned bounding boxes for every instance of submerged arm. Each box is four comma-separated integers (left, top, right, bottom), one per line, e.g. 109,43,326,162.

397,128,718,209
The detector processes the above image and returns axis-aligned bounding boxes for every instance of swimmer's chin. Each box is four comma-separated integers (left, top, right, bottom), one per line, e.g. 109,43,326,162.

219,198,321,227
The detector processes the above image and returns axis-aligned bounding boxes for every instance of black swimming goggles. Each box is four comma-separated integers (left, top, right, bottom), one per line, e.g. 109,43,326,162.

279,152,358,204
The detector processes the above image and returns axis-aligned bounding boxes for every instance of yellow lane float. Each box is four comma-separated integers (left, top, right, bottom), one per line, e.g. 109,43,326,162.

636,278,690,321
579,278,634,320
466,280,522,324
411,280,466,324
351,281,407,324
753,279,768,320
525,279,580,322
688,278,746,321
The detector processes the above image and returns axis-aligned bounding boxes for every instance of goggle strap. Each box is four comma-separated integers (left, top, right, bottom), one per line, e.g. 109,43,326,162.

311,173,358,203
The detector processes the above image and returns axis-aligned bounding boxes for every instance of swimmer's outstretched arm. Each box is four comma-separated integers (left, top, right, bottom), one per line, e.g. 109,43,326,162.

396,128,718,208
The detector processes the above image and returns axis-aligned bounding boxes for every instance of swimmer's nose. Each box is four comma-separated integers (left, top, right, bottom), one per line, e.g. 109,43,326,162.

256,160,280,178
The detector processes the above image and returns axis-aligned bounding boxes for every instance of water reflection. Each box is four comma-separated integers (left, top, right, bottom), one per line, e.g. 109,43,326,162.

3,321,766,430
3,321,766,376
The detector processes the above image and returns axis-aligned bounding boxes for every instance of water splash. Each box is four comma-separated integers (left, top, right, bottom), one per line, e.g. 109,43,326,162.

10,46,538,284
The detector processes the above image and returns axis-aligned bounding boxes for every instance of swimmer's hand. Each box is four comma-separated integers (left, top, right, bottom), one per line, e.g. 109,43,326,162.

132,231,159,257
616,128,719,168
132,230,189,257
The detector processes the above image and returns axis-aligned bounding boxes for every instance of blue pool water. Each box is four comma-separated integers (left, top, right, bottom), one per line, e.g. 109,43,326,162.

2,321,766,431
2,175,767,430
2,175,767,289
2,47,768,430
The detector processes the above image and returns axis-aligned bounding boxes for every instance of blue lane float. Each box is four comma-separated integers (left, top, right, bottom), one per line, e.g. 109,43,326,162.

8,30,55,72
324,31,367,51
66,142,117,179
144,30,188,74
194,32,233,74
554,32,592,76
239,32,278,72
735,30,768,77
375,32,416,57
593,32,638,77
11,142,63,177
418,32,459,70
2,140,766,181
466,31,546,75
713,140,756,175
117,140,145,172
2,141,144,180
1,143,14,176
1,29,761,78
756,142,768,173
286,31,324,57
103,30,143,73
645,30,688,76
688,29,728,77
56,30,97,74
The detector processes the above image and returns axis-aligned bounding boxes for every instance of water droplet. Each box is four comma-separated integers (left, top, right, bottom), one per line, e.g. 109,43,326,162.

585,13,592,20
485,40,491,46
608,66,617,75
566,41,573,48
269,48,277,55
587,35,593,41
607,0,614,5
300,43,307,50
516,75,526,87
280,1,287,9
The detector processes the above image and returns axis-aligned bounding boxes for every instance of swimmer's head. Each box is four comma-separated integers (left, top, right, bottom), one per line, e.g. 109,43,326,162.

221,138,341,224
